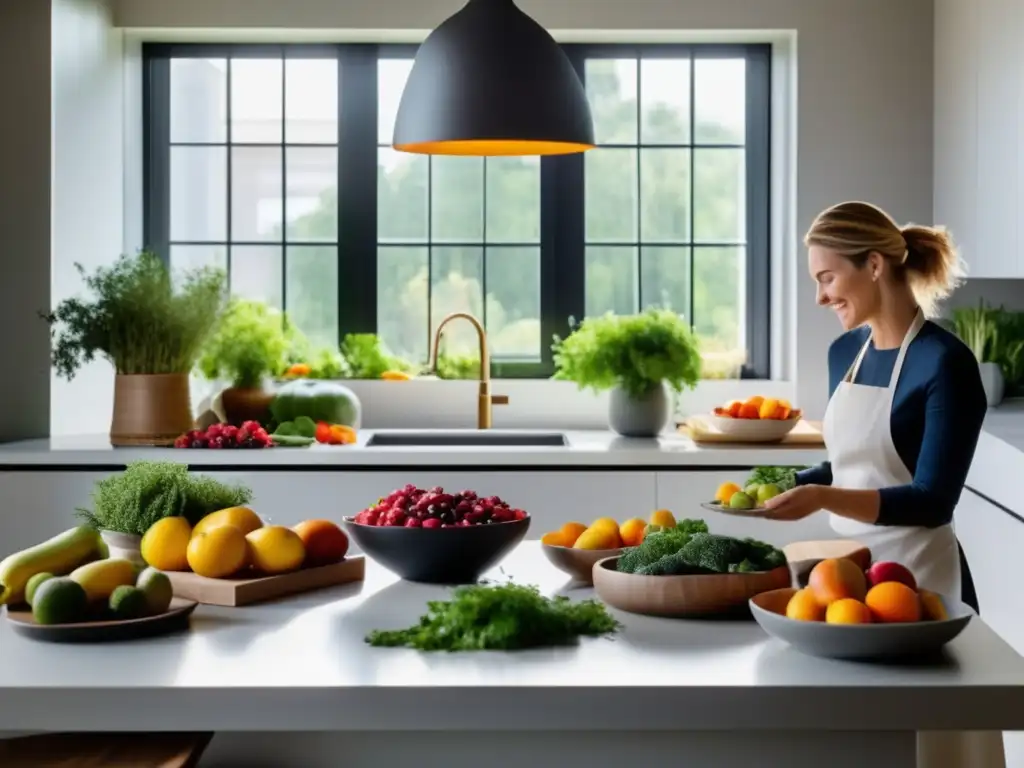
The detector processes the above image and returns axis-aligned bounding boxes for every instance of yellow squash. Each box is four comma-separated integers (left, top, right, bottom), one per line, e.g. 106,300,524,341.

0,526,105,605
69,558,137,603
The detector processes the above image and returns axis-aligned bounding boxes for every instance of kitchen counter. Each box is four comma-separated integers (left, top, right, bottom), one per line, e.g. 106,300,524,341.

984,399,1024,452
0,430,827,469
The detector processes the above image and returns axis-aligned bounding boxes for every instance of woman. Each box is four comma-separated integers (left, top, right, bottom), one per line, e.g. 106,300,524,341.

759,201,1003,768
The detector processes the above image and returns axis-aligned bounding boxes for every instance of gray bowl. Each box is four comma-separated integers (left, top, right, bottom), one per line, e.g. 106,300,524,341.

750,587,974,660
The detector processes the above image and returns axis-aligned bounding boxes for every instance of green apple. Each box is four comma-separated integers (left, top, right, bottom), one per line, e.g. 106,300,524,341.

744,483,761,498
729,492,755,510
756,483,782,504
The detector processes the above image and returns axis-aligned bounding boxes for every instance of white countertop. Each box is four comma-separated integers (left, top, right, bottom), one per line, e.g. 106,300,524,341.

0,430,828,469
984,400,1024,453
1,543,1023,733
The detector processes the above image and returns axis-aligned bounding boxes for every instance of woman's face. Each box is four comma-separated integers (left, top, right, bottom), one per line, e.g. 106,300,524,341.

808,245,880,330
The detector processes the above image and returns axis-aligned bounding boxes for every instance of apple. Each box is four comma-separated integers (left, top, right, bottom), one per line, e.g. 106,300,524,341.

865,561,917,590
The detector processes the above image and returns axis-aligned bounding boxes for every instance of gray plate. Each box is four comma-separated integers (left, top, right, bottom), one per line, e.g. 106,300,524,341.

700,500,767,517
749,588,973,660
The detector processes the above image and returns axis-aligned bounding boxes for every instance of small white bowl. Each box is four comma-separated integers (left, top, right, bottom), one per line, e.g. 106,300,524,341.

707,413,800,442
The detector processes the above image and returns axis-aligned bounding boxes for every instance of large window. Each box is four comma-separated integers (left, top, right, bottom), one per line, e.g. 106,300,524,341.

144,43,770,378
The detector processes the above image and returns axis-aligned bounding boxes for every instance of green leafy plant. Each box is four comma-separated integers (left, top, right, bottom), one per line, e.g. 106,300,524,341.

340,333,410,379
991,308,1024,395
552,309,703,398
42,251,227,380
197,299,290,388
77,461,253,536
952,300,1000,363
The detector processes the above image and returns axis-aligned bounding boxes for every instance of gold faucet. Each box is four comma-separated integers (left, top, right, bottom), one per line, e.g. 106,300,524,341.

430,311,509,429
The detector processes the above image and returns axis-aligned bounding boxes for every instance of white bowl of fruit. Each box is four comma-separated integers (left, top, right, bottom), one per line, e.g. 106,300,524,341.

709,396,802,442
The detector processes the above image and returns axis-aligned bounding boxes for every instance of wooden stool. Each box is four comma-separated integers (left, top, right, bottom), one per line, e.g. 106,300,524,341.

0,732,213,767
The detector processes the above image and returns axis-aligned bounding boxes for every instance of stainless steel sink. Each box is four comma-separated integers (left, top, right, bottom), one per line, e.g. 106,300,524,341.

366,431,568,447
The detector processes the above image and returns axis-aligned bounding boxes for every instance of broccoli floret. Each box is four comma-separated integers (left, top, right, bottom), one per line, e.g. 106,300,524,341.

728,559,758,573
677,533,747,573
615,519,709,573
636,551,709,576
739,537,788,571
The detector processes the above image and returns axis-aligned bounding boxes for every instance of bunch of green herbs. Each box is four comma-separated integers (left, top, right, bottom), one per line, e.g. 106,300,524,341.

43,251,227,380
552,308,703,399
366,583,620,651
745,466,807,492
77,461,253,536
340,333,411,379
197,298,289,388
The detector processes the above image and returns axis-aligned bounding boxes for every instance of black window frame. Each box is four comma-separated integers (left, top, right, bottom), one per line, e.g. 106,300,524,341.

143,41,771,379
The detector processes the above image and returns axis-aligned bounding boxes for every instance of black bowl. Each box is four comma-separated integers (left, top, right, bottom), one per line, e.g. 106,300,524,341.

341,516,531,584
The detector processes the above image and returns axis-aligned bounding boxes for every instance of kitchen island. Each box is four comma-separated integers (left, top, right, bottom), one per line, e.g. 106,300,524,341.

0,543,1022,768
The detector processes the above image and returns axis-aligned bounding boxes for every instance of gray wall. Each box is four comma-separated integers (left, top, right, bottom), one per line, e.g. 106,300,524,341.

0,2,54,441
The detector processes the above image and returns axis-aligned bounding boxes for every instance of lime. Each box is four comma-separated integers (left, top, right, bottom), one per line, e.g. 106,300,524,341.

729,492,755,510
32,577,88,625
135,567,173,615
109,585,150,620
25,572,55,607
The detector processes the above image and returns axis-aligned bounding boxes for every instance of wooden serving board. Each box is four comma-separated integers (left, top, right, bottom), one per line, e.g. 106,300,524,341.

165,556,365,607
783,539,871,587
679,415,825,445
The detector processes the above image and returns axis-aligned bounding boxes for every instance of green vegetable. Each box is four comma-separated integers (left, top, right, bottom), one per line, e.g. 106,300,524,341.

552,308,703,399
42,251,227,380
109,585,150,620
365,583,620,651
197,298,289,388
616,519,709,573
270,379,361,427
269,434,315,447
745,466,806,492
76,461,253,536
340,333,410,379
677,533,747,573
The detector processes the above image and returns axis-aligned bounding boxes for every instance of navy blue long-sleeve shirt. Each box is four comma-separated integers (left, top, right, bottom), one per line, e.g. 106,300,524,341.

795,320,987,527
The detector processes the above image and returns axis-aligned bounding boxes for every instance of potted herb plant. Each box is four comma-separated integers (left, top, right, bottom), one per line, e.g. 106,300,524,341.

552,309,703,437
197,299,290,425
43,252,227,446
952,301,1004,407
78,460,252,566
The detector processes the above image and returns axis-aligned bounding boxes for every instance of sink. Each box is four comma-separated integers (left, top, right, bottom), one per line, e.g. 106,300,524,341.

365,431,568,447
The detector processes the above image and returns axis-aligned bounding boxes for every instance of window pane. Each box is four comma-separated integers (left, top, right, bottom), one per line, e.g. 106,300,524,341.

694,59,745,145
693,148,745,243
378,59,414,145
486,247,540,359
694,246,745,374
378,149,428,242
640,148,690,242
171,146,226,241
285,59,337,144
285,147,337,242
485,157,540,244
640,58,690,145
431,247,484,356
231,147,283,241
640,247,690,317
585,246,637,317
585,149,638,243
431,157,483,242
377,246,428,364
170,58,226,143
231,59,282,143
230,245,282,307
586,59,637,144
286,245,338,347
170,245,227,276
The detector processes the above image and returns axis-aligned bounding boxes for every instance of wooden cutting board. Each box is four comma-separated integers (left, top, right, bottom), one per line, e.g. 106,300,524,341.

783,539,871,587
679,415,826,445
165,556,365,607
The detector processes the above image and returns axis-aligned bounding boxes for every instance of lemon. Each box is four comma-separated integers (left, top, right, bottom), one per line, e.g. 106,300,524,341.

245,526,306,575
187,526,248,579
649,509,677,528
192,506,263,538
141,517,192,571
590,517,620,533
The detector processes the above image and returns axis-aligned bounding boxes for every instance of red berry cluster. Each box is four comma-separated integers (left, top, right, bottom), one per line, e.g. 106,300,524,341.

173,421,272,449
353,485,528,528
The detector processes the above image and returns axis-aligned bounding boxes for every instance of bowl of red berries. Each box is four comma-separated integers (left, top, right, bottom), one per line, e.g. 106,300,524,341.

173,421,273,449
343,484,530,584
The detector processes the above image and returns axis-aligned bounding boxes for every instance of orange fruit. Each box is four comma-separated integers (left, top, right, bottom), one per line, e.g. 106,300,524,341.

246,526,306,575
785,588,826,622
918,589,949,621
745,395,765,409
826,598,873,625
865,581,922,623
292,519,349,567
738,403,761,419
541,531,570,547
758,398,781,419
649,509,676,528
619,518,647,547
187,525,248,579
725,400,743,418
559,521,588,546
590,517,620,533
573,526,622,550
808,557,868,606
714,482,742,504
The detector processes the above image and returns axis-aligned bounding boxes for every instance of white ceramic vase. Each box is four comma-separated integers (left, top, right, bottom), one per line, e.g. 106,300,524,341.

100,530,145,569
979,361,1005,408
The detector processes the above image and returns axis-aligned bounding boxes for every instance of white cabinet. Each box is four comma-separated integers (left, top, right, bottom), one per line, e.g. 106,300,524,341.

934,0,1023,278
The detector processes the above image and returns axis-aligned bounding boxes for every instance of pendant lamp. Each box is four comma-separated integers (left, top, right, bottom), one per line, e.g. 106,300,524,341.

392,0,595,156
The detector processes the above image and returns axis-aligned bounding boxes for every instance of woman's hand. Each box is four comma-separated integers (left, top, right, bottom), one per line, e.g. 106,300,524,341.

759,484,827,521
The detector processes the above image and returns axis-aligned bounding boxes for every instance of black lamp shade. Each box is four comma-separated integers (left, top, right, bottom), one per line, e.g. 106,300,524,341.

392,0,595,156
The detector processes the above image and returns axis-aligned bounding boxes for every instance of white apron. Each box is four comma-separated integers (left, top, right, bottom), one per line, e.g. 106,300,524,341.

822,309,1006,768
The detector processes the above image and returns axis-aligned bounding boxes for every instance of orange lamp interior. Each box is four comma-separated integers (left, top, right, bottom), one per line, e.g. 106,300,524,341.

393,139,595,156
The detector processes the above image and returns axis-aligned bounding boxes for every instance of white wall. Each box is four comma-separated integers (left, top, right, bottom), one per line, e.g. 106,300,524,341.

49,0,126,436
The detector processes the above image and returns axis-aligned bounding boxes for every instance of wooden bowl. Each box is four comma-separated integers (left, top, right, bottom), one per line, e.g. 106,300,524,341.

541,544,624,585
707,412,801,442
591,556,792,617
